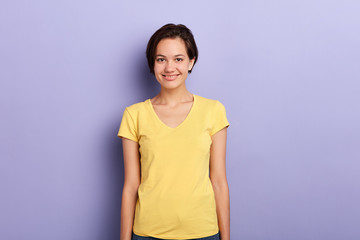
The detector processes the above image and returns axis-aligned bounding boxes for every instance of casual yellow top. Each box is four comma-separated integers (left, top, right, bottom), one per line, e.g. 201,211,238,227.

117,94,230,239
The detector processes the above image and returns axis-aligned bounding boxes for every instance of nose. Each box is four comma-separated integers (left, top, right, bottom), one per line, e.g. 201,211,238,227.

164,60,175,72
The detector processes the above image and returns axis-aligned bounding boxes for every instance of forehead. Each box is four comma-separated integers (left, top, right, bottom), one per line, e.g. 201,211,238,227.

155,37,187,55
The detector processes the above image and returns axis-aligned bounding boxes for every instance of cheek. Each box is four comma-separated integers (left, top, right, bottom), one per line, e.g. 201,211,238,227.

182,62,191,72
153,63,162,73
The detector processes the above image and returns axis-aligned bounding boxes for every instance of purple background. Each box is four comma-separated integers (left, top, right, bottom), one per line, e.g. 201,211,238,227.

1,0,359,239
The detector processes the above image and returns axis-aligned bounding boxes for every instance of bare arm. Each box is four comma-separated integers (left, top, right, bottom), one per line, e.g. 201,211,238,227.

120,137,141,240
210,127,230,240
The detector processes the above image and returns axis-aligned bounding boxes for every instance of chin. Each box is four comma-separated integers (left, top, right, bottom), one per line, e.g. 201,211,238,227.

161,82,184,89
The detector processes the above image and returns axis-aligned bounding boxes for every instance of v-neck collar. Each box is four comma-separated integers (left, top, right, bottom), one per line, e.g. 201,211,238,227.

147,94,196,130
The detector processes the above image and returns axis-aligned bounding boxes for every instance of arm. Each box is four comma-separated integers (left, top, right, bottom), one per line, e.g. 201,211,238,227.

120,137,141,240
210,127,230,240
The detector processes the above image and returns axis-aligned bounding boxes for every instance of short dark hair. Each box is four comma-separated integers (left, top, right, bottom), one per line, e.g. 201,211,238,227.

146,23,198,74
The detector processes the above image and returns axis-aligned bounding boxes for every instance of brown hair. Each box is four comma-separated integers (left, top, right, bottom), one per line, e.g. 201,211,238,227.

146,23,198,74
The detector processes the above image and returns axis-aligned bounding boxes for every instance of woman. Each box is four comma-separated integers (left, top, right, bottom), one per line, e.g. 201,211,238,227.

118,24,230,240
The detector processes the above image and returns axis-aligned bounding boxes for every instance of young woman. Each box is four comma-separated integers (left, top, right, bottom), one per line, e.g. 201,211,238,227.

118,24,230,240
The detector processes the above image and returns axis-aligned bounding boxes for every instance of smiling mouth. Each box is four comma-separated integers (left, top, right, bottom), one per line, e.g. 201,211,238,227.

162,74,179,81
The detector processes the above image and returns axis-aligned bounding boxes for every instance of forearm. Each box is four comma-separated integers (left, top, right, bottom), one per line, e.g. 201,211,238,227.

120,188,138,240
212,181,230,240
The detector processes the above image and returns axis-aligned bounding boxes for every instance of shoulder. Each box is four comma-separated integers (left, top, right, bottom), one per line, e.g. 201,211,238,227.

121,99,149,123
195,94,226,109
124,99,148,114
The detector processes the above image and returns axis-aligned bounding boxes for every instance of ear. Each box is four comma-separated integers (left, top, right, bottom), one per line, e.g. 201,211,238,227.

188,57,196,72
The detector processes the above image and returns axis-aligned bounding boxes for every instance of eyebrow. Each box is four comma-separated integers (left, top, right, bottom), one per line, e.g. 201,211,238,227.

155,54,186,57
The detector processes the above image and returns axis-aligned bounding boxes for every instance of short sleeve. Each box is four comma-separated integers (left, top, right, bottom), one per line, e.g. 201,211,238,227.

210,100,230,136
117,107,139,142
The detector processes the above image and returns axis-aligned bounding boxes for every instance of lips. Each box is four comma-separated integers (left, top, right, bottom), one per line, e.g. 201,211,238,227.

162,74,180,81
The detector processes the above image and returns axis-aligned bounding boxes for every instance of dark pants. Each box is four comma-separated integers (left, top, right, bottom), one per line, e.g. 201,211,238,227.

131,231,221,240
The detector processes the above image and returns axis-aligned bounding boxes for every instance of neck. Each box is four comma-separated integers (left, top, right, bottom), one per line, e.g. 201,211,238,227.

153,86,193,105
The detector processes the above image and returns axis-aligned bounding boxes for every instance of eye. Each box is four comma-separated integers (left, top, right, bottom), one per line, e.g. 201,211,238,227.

175,58,183,62
156,58,165,62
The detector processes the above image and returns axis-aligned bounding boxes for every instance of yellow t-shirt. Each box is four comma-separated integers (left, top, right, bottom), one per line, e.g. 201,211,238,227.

117,94,230,239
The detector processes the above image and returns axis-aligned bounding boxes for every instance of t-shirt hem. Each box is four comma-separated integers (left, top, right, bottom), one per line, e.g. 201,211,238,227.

133,229,219,239
117,133,138,142
210,123,230,136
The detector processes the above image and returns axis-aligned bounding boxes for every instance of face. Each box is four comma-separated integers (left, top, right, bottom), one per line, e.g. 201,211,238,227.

154,37,195,89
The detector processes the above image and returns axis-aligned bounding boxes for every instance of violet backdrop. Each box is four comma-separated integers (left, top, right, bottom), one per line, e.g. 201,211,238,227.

1,0,359,239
